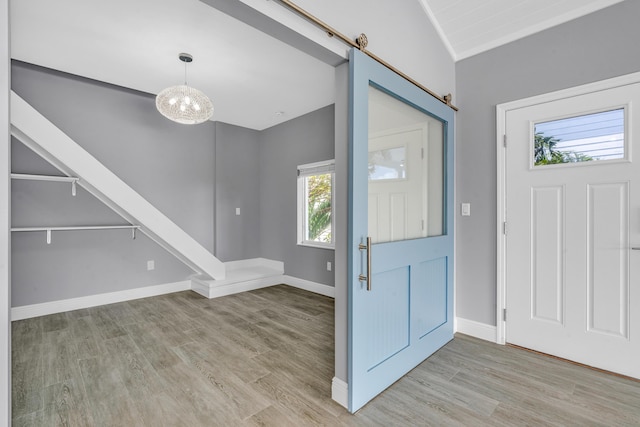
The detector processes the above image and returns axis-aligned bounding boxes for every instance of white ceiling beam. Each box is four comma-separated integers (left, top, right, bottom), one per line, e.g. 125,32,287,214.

199,0,347,66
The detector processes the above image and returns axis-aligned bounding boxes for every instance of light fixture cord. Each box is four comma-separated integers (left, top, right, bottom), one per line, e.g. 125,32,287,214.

184,60,187,85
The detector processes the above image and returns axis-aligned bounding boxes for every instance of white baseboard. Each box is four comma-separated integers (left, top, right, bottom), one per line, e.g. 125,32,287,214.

11,280,191,321
331,377,349,409
11,259,337,320
455,317,497,343
283,275,335,298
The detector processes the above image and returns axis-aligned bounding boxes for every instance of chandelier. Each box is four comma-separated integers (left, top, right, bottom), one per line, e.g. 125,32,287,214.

156,53,214,125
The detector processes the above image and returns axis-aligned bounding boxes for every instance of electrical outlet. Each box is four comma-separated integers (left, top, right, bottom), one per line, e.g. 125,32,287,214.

327,261,332,271
147,260,155,271
235,208,241,216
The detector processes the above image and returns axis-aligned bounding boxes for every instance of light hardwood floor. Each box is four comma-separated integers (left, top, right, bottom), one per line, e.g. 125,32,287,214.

11,285,640,426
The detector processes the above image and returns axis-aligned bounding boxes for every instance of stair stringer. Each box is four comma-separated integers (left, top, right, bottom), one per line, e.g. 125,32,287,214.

10,91,225,280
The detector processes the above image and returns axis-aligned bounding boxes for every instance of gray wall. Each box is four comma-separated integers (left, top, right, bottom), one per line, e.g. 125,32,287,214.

259,105,335,285
11,61,216,306
11,61,216,250
455,0,640,325
12,141,194,306
214,122,261,262
11,61,336,306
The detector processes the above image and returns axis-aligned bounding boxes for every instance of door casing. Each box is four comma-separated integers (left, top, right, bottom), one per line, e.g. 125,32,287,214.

496,70,640,345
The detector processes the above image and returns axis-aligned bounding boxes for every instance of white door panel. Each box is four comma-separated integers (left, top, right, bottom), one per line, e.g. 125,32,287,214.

506,82,640,378
530,185,564,324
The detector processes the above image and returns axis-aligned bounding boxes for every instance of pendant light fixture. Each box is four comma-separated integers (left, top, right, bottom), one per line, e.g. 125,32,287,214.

156,53,214,125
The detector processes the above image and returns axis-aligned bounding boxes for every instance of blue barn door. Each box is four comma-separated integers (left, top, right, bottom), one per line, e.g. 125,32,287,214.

348,48,455,412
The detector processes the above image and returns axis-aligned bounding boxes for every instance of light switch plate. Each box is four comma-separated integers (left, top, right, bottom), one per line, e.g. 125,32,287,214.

461,203,471,216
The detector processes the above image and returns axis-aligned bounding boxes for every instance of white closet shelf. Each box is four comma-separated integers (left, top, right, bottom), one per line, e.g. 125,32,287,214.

11,173,80,196
11,173,79,182
11,225,141,244
11,225,140,232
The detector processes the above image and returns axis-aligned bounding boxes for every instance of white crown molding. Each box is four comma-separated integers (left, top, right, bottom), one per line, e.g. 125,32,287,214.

456,0,625,60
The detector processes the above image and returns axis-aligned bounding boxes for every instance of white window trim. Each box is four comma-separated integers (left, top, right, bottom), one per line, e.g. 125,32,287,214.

297,159,335,249
530,106,628,170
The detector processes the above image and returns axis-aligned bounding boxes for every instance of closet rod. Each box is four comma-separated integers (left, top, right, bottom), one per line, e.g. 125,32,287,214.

11,173,79,183
11,225,140,244
11,173,80,195
11,225,140,232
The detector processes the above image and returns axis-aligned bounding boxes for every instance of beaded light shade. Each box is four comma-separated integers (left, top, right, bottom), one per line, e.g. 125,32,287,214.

156,53,214,125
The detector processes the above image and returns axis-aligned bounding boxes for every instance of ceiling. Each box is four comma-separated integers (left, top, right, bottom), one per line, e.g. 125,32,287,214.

420,0,626,60
10,0,336,131
10,0,625,130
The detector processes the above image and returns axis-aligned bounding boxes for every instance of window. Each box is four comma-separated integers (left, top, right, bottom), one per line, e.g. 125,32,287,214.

534,108,625,166
297,160,335,249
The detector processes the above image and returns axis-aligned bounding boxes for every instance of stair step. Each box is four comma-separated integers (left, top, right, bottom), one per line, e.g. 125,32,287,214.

191,258,284,298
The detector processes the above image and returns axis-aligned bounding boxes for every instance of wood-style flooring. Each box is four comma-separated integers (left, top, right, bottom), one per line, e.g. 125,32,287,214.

11,285,640,426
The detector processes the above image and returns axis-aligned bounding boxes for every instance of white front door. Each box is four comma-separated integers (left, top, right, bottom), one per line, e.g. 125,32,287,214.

368,125,427,243
505,81,640,379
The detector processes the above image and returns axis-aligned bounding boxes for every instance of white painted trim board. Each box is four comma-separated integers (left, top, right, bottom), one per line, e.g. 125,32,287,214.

455,317,497,343
234,0,348,60
456,0,626,60
282,275,335,298
331,377,349,409
12,272,335,321
11,281,191,321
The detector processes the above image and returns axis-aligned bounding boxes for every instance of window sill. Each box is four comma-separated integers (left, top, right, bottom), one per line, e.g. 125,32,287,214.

297,242,335,250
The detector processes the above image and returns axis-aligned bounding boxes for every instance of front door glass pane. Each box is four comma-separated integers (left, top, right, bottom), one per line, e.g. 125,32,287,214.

368,85,444,243
534,108,625,166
